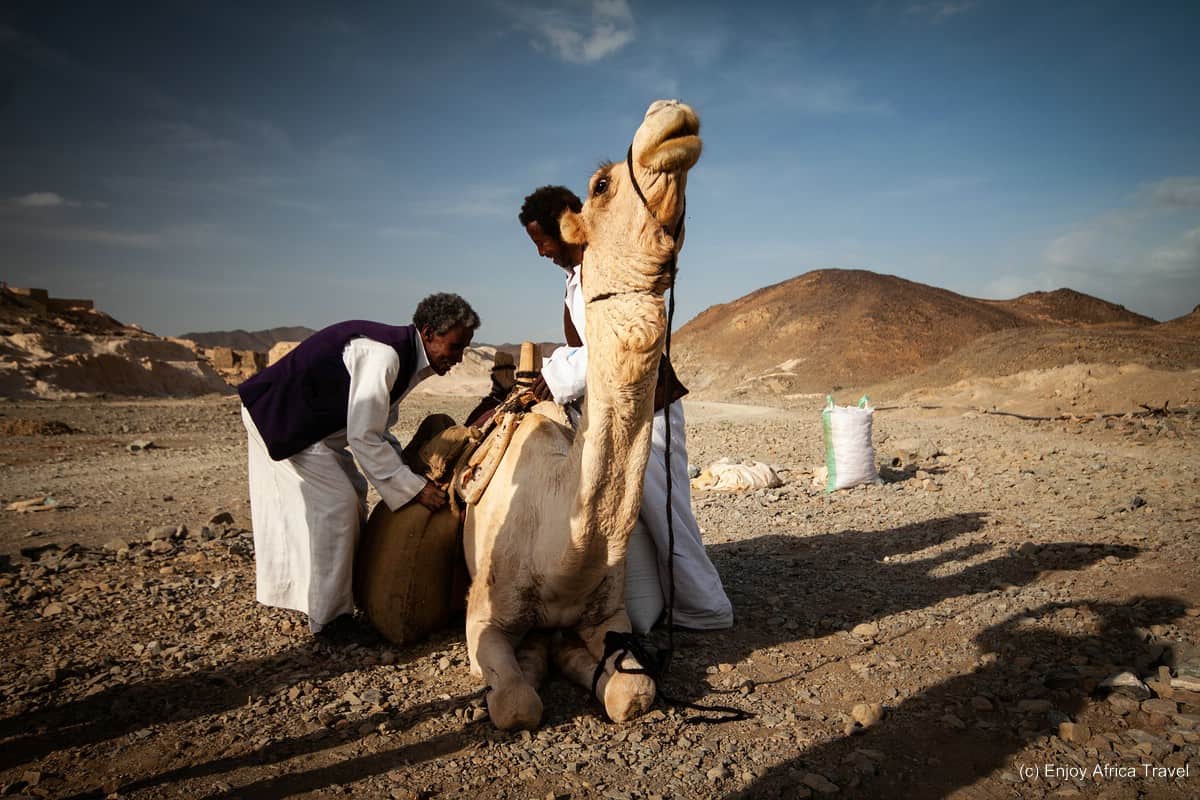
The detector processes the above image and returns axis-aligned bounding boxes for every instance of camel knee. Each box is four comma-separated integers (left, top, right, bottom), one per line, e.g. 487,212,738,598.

487,680,543,730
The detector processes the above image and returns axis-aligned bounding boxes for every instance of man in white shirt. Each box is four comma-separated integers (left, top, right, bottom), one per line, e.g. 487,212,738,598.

519,186,733,631
238,293,479,634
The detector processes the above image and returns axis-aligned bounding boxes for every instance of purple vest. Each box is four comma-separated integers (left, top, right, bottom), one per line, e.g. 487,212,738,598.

238,321,420,461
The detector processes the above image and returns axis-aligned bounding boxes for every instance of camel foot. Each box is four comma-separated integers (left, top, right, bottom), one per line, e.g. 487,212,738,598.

487,681,543,730
603,670,656,723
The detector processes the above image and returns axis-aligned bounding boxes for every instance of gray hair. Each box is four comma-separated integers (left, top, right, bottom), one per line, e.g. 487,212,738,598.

413,293,481,335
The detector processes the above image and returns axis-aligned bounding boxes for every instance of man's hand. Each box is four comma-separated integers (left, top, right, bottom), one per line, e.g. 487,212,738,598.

530,375,553,402
415,479,447,512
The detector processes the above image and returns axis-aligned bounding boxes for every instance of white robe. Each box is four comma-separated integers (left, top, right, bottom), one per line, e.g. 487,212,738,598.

542,266,733,631
242,337,432,633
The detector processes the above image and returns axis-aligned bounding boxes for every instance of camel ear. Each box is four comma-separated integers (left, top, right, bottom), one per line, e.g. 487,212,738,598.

558,209,587,246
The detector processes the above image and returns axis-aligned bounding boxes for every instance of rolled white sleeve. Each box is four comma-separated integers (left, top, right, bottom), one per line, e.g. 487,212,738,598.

544,265,590,404
542,345,588,403
343,338,427,511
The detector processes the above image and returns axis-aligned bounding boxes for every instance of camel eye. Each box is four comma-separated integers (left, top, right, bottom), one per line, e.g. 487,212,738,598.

593,176,609,196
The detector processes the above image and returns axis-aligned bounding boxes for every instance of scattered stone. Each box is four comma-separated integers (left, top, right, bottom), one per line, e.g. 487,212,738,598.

802,772,839,795
1058,722,1091,743
147,525,178,541
1172,676,1200,693
128,440,156,452
1142,698,1179,716
941,713,966,730
1107,694,1141,715
851,703,884,728
1101,671,1151,700
1017,699,1052,714
851,622,879,639
209,511,235,526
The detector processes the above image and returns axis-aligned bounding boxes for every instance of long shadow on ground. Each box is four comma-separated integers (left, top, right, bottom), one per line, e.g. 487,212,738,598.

726,596,1189,799
660,513,1134,702
6,513,1144,798
0,624,451,772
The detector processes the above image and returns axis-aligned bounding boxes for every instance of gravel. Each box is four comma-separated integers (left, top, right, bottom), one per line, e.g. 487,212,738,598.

0,395,1198,798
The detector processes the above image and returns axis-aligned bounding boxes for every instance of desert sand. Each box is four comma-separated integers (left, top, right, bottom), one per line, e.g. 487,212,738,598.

1,378,1197,798
3,274,1199,797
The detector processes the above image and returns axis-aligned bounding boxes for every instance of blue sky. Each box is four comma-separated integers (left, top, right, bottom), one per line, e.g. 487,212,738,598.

2,1,1198,342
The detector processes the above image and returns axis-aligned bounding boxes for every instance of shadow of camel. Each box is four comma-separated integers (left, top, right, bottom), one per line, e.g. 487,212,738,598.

5,513,1146,798
56,685,491,800
650,514,1136,706
726,596,1190,799
0,625,459,772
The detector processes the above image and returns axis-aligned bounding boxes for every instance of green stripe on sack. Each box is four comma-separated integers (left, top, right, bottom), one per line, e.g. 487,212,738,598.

822,397,837,493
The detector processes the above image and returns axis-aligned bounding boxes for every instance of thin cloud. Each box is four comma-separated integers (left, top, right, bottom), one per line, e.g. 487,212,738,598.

768,77,891,116
906,2,977,21
14,192,69,207
1032,205,1200,320
1146,176,1200,209
8,192,106,210
6,22,293,164
503,0,635,64
412,184,515,219
17,223,160,248
155,121,237,155
1148,225,1200,277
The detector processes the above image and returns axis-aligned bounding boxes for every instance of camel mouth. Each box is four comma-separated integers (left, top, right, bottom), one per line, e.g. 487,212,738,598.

634,101,702,173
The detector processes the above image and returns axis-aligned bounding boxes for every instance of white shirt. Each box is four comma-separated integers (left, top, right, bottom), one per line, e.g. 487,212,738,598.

333,335,433,511
541,264,590,404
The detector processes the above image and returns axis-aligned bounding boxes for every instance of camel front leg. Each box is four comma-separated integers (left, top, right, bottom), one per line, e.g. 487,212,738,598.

516,630,551,688
555,621,656,723
468,620,543,730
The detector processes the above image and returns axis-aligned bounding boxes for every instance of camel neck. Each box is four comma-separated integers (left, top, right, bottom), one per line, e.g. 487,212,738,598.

563,299,662,570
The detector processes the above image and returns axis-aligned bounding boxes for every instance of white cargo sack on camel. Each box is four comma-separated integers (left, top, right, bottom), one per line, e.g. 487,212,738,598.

822,395,879,492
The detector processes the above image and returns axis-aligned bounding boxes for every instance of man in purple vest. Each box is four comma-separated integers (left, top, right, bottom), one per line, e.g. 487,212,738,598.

238,293,480,634
518,186,733,632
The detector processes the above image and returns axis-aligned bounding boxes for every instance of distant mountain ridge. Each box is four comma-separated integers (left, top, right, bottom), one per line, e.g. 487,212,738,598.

178,326,316,351
670,269,1188,400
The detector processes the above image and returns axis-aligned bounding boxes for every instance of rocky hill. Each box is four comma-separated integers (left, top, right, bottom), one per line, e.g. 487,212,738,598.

177,326,315,351
670,269,1195,402
983,288,1156,327
1159,304,1200,334
0,288,231,399
671,270,1025,398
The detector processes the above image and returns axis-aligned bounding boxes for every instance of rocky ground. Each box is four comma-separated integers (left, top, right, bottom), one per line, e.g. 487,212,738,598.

1,393,1198,799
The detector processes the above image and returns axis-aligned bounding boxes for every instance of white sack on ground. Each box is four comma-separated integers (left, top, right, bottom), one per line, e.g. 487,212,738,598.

691,458,783,491
822,395,879,491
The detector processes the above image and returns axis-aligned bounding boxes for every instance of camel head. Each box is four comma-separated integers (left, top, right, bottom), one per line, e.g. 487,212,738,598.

559,99,701,384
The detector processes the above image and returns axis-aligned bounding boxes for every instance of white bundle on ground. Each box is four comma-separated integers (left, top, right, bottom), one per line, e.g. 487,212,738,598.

822,395,879,491
691,458,784,491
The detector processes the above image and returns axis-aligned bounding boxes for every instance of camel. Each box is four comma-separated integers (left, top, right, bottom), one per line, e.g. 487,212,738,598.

463,99,701,730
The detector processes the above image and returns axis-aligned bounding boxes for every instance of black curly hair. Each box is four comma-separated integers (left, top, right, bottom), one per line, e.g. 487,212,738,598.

412,293,480,335
518,185,582,241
